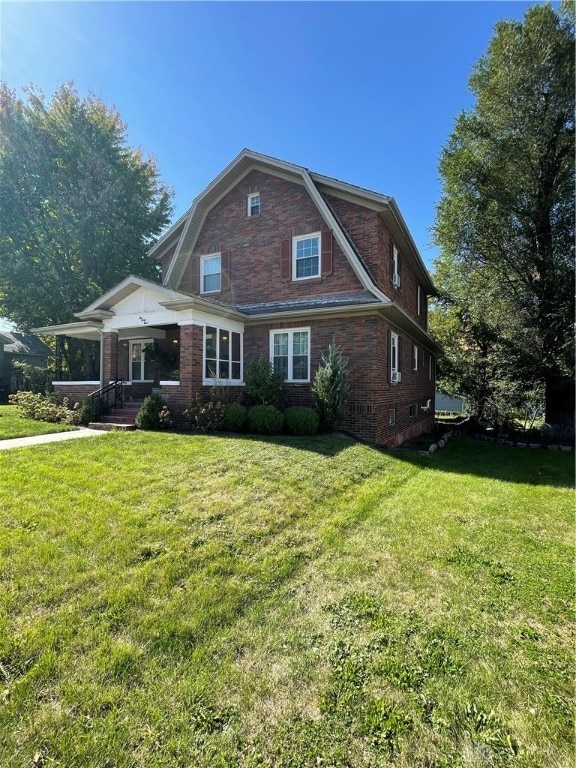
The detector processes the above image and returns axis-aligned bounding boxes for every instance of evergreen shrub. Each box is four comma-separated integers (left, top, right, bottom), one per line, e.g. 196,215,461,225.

221,402,248,432
283,406,319,436
135,394,166,430
248,404,284,435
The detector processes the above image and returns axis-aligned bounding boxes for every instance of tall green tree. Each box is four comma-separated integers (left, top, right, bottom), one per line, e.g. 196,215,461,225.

0,83,172,374
432,3,574,427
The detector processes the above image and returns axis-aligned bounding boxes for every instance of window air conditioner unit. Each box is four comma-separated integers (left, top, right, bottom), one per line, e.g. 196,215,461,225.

391,371,401,383
392,273,401,288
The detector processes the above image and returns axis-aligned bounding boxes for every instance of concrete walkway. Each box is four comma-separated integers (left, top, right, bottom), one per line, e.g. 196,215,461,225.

0,428,107,451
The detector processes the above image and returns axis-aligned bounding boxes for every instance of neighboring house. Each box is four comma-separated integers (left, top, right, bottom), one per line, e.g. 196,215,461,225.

35,149,439,446
435,391,466,414
0,332,51,399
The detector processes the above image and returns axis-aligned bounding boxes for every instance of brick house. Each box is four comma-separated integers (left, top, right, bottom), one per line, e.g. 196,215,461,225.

36,149,438,446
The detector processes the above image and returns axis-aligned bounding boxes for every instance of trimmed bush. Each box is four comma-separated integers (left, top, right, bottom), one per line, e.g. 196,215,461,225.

248,404,284,435
221,402,248,432
135,394,166,430
284,406,319,436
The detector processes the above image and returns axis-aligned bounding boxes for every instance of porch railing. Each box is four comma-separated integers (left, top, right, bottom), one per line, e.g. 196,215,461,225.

89,380,124,423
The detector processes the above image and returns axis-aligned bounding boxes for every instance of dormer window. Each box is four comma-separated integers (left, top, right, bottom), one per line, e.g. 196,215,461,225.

248,192,260,217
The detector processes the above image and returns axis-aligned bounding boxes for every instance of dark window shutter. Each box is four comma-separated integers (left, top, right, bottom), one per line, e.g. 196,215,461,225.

321,230,333,276
221,251,231,291
281,239,291,280
398,336,403,373
191,255,199,294
397,248,402,275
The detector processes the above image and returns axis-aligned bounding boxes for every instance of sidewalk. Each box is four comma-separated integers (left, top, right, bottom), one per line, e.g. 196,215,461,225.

0,428,107,451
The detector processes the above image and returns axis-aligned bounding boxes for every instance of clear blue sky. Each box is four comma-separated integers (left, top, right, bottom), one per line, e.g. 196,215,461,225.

0,0,543,323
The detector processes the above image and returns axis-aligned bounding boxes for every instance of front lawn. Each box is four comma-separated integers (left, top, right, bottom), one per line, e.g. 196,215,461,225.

0,433,573,767
0,405,74,440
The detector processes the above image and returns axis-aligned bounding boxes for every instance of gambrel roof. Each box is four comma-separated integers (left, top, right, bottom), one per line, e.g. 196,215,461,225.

149,149,435,298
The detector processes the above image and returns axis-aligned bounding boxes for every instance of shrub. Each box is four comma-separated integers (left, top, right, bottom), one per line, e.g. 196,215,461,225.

312,341,349,432
77,400,93,425
284,406,319,436
9,391,80,424
135,394,166,430
184,395,224,432
244,358,284,406
221,402,248,432
248,404,284,435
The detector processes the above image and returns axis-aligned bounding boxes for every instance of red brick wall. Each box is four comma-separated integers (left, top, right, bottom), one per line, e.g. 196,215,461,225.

177,170,364,302
102,332,118,382
325,193,428,329
242,313,435,446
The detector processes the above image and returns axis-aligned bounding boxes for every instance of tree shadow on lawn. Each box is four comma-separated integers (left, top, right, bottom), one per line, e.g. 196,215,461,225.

390,435,574,490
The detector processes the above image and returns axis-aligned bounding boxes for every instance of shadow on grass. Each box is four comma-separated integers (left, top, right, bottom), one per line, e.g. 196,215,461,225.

390,436,575,490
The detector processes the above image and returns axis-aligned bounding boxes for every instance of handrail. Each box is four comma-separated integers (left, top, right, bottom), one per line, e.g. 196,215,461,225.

89,380,124,422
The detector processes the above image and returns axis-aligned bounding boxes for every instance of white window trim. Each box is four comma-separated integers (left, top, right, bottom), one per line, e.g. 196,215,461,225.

413,345,419,371
292,232,321,281
247,192,260,217
270,327,311,383
389,408,396,425
200,252,222,295
129,339,154,383
392,245,400,288
390,332,399,381
202,325,244,386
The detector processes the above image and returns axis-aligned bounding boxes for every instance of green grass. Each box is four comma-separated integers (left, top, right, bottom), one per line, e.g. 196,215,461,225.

0,405,74,440
0,432,573,767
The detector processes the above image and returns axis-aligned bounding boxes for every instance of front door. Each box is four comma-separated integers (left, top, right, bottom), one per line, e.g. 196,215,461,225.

130,340,154,382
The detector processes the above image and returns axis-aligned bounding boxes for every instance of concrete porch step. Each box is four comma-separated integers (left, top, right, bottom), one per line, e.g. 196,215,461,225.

88,422,136,431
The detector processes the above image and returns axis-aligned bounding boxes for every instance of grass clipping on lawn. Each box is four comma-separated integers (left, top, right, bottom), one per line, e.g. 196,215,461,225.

0,432,573,767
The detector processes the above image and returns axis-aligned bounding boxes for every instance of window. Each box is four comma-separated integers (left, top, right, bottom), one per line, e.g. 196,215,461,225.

392,245,401,288
412,344,419,371
270,328,310,382
293,233,320,280
204,326,242,383
409,404,418,418
130,339,154,382
390,332,400,382
247,192,260,216
200,253,221,294
389,408,396,425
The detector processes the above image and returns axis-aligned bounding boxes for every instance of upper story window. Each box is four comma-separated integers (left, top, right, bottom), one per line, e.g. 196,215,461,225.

200,253,221,294
390,332,401,383
391,244,401,289
293,233,321,280
204,326,242,383
412,344,419,371
417,285,422,315
248,192,260,217
270,328,310,382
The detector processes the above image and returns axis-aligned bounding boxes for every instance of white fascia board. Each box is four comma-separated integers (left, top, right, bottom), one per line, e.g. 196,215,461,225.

301,170,384,296
32,321,102,337
381,303,440,353
311,172,392,208
148,212,189,260
159,297,246,322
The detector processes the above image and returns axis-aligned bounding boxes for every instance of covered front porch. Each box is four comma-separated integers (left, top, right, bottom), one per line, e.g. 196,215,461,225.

33,275,245,414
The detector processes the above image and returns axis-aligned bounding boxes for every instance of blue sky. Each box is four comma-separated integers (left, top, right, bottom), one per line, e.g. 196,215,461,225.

0,1,541,328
